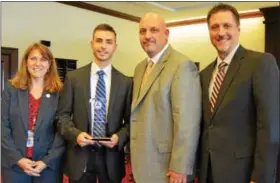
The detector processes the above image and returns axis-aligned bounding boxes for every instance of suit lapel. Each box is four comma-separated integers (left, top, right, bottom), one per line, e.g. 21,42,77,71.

82,64,92,124
137,61,166,101
202,62,216,124
18,89,29,131
132,46,171,111
107,67,120,123
210,46,246,121
134,60,147,102
35,91,52,131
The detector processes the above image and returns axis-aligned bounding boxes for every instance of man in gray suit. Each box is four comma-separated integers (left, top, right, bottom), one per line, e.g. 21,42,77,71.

199,4,279,183
130,12,201,183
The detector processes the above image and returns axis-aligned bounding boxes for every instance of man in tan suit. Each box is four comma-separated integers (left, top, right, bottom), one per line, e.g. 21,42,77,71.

130,12,201,183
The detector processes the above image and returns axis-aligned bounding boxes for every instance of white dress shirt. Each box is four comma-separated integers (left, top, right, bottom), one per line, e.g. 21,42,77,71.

209,44,240,98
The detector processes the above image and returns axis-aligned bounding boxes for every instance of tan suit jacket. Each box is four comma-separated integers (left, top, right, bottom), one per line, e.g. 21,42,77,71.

130,46,201,183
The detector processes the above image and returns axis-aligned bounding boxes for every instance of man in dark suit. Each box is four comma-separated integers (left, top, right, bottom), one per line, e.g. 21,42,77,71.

199,3,279,183
56,24,132,183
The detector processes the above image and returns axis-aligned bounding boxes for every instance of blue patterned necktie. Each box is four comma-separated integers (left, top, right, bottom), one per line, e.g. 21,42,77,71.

92,70,106,137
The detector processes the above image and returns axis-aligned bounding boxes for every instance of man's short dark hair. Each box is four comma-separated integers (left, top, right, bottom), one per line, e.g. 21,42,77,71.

93,23,117,39
207,3,240,25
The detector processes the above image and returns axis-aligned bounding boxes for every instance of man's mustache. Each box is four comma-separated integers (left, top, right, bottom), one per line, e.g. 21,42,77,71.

217,36,230,41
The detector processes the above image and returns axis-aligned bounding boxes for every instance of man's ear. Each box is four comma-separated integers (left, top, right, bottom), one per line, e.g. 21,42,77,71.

114,43,118,52
165,28,170,37
90,40,93,49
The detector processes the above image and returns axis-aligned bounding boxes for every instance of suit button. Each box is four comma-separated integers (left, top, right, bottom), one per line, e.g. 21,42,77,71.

209,125,213,129
208,148,212,153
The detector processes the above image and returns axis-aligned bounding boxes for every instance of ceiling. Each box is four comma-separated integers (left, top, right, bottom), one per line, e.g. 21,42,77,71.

85,1,279,22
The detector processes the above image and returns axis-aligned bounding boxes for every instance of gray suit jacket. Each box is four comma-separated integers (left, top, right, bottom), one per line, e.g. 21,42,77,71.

1,83,65,178
199,46,280,183
130,46,201,183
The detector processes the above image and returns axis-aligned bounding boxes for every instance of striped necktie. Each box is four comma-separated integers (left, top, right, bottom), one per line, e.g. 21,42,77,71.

92,70,106,137
210,62,228,112
140,59,154,90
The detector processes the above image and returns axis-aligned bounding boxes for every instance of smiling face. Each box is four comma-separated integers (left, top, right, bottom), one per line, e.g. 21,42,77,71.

91,30,117,64
139,13,169,58
208,10,240,59
27,49,50,80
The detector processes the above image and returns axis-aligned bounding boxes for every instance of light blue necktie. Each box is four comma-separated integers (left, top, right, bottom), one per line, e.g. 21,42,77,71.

92,70,106,137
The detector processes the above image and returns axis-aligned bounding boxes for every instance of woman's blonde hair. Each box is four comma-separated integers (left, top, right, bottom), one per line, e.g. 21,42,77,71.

9,43,62,93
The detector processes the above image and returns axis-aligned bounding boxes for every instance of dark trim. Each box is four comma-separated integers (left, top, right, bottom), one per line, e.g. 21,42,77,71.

260,6,280,69
1,47,18,78
57,1,141,22
167,11,263,27
167,17,206,27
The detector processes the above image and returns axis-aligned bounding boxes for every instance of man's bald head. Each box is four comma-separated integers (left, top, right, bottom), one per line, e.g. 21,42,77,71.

139,12,169,58
140,12,167,29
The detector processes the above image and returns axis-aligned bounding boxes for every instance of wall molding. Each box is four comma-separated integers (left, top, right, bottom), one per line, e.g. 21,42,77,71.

166,11,263,27
58,2,263,28
57,1,141,22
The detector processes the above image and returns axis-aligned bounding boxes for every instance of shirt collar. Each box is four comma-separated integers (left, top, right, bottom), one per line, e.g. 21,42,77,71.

148,44,169,65
217,43,240,66
91,61,112,76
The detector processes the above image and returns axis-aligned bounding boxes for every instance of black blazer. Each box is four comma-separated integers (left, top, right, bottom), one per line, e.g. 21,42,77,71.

199,46,280,183
277,152,280,183
1,83,65,172
56,63,133,181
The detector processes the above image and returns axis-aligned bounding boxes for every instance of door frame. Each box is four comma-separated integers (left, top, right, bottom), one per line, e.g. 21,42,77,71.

1,47,19,78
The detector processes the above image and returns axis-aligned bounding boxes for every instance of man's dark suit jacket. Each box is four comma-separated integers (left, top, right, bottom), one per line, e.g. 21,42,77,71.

1,83,65,182
277,153,280,182
199,46,279,183
56,63,132,181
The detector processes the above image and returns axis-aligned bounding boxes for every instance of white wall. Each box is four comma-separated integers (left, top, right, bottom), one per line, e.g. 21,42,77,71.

2,2,265,74
169,17,265,70
1,2,146,76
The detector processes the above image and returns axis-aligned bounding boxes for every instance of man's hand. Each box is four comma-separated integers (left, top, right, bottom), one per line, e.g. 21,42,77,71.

250,181,256,183
99,134,119,148
33,161,47,173
76,132,95,147
17,158,40,177
166,170,187,183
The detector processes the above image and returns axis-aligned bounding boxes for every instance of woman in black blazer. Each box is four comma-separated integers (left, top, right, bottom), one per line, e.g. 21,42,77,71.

1,43,65,183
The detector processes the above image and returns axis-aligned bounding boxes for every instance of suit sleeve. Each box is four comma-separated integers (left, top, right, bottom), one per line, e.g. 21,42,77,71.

41,132,65,170
116,77,133,150
1,83,23,167
42,94,65,170
169,61,202,175
55,74,82,147
251,53,280,181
